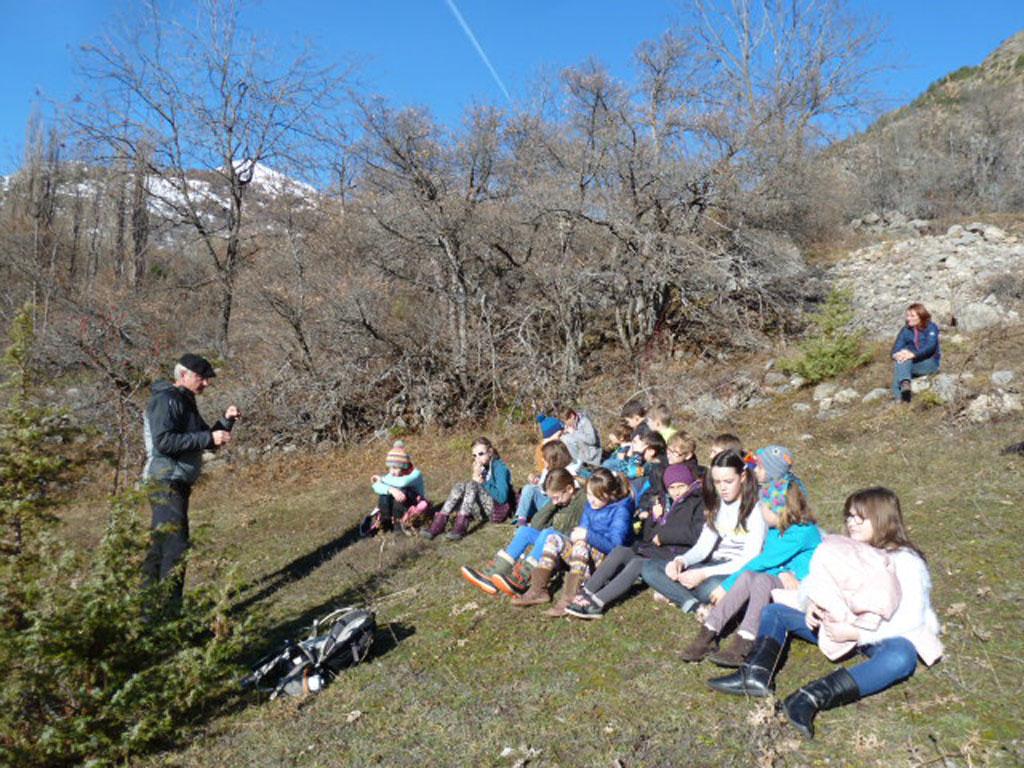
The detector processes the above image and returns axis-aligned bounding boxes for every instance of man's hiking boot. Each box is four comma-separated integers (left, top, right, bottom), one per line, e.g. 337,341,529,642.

460,565,498,595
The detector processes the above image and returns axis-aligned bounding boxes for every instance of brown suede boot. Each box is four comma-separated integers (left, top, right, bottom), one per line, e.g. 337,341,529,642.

679,624,719,663
511,566,553,607
545,571,584,617
708,635,755,668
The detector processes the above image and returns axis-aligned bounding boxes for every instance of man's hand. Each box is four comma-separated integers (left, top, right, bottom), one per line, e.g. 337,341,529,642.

569,526,587,543
708,585,726,604
212,430,232,447
225,405,241,420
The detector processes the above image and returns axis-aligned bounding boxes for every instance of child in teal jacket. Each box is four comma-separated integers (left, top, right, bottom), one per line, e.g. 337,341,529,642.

680,446,821,666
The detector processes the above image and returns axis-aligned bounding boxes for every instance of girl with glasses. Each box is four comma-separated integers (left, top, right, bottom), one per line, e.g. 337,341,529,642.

708,487,941,740
421,437,513,541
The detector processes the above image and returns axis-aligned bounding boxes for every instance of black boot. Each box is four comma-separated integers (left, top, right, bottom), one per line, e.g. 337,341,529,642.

899,380,911,403
782,668,860,739
706,637,782,697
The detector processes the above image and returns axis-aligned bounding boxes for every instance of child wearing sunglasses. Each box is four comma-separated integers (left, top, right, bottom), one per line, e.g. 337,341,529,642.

422,437,513,541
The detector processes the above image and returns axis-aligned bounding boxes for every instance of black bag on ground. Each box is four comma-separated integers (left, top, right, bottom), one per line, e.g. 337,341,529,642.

242,606,376,699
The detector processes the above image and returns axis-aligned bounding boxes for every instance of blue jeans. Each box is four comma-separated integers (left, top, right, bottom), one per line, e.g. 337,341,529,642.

758,604,918,696
515,484,549,523
640,558,726,613
892,356,940,399
505,526,541,560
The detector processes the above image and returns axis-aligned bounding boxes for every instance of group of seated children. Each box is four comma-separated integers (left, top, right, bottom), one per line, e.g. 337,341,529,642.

358,402,941,739
446,401,942,740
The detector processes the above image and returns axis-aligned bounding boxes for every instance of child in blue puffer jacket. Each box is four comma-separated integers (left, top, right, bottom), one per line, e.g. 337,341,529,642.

511,468,635,616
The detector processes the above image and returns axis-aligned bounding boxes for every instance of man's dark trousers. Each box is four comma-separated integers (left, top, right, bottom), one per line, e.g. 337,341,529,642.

142,480,192,610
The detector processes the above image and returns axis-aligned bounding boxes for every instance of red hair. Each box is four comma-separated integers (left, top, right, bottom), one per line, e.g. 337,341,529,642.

907,303,931,329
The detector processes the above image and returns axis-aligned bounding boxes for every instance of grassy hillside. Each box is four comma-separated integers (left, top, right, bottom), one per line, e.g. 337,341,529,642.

60,331,1024,767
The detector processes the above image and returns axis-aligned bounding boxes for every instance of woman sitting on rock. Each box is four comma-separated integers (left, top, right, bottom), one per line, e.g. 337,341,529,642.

891,302,941,403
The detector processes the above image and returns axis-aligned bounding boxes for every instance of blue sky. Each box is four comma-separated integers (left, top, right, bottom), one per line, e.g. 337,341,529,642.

1,1,1023,174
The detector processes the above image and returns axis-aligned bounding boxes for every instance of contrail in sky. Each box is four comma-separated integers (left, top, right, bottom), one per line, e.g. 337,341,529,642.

443,0,512,103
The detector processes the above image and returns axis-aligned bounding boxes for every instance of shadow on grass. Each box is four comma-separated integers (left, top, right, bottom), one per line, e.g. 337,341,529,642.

229,520,365,615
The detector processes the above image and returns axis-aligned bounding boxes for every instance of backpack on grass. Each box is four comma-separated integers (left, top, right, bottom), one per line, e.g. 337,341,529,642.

241,606,376,699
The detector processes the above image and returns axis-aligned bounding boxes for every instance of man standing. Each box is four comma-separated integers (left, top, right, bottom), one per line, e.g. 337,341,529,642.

142,353,239,608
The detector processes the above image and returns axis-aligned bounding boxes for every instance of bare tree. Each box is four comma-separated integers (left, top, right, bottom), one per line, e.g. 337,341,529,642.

73,0,348,356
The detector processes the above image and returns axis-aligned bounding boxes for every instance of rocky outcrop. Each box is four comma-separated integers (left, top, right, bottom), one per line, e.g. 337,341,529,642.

828,222,1023,338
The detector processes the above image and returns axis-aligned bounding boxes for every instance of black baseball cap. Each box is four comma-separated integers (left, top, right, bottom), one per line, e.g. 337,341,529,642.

178,353,216,379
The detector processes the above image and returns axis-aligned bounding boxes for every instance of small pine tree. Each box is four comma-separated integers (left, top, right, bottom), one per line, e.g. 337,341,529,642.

779,289,872,384
0,305,69,625
0,307,250,766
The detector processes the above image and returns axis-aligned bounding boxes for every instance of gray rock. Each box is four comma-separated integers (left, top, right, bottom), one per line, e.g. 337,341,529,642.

790,375,807,389
818,397,835,412
965,222,1008,242
862,388,890,403
833,388,860,404
953,232,981,247
965,392,1023,423
958,302,1003,331
863,212,881,225
910,378,931,394
930,373,966,403
992,370,1015,387
813,382,838,401
792,402,812,413
764,372,788,386
282,444,298,454
946,224,965,238
692,393,729,422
